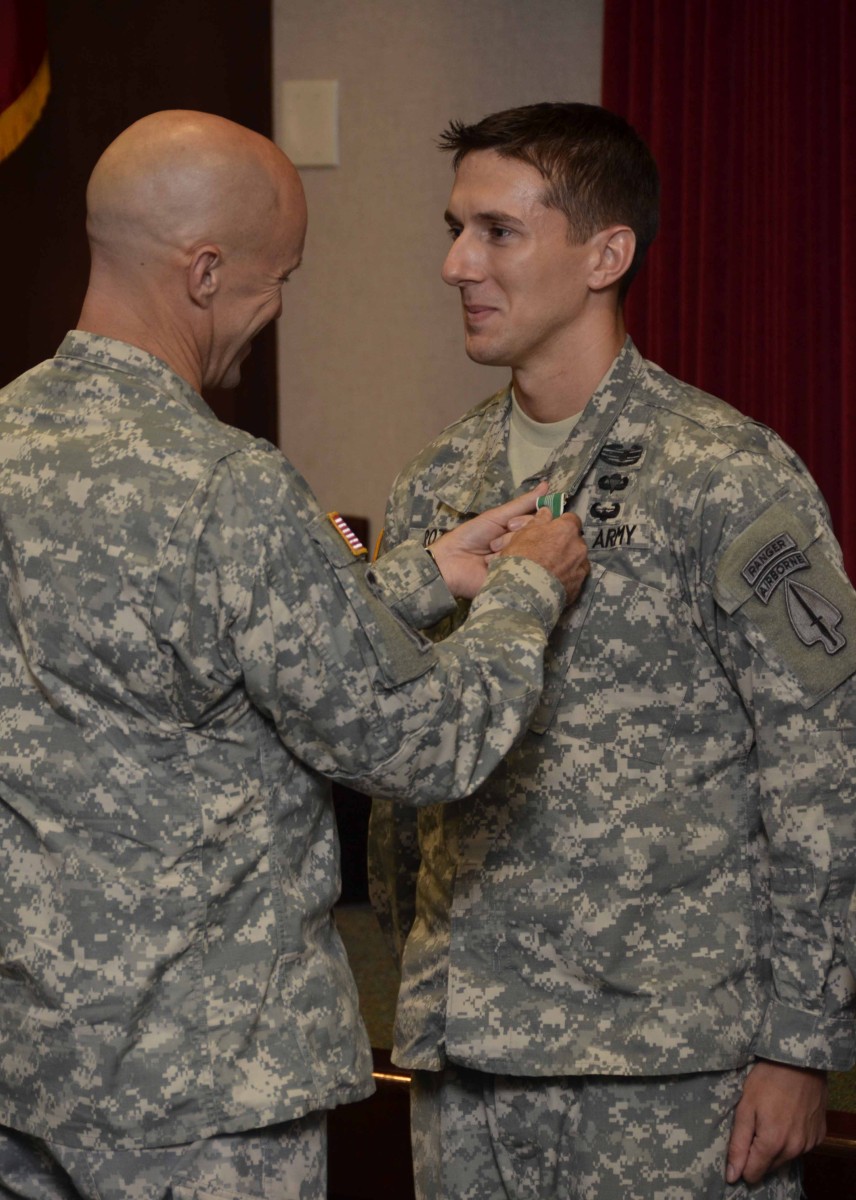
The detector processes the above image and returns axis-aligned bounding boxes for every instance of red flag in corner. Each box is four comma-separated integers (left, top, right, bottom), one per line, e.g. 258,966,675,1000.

0,0,50,162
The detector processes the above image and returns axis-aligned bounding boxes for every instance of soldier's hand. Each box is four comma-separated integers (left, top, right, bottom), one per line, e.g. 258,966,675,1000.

429,484,549,598
499,507,589,602
726,1061,827,1185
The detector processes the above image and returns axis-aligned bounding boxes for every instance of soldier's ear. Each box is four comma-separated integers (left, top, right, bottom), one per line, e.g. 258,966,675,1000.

187,245,221,308
588,226,635,294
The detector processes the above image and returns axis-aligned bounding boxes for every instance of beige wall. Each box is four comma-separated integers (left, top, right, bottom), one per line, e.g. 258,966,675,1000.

273,0,603,540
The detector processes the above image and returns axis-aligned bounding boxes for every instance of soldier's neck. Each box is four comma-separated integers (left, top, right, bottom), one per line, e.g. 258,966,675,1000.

512,319,625,424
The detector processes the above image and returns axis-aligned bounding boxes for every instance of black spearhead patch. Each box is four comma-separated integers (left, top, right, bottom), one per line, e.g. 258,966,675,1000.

785,580,847,654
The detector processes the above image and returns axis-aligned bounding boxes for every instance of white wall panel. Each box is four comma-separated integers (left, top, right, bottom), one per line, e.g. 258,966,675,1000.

273,0,603,538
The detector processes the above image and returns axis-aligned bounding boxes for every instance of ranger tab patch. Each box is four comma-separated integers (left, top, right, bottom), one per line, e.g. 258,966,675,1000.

327,513,367,556
741,533,809,604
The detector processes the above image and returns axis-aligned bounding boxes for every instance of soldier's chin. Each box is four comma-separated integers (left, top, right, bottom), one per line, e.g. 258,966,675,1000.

211,371,240,391
217,350,250,390
464,337,505,367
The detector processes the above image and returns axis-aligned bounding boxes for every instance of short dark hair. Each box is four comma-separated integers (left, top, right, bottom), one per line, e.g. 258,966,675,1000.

439,102,659,300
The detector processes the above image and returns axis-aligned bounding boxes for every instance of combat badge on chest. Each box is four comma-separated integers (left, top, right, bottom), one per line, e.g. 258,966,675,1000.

586,440,647,551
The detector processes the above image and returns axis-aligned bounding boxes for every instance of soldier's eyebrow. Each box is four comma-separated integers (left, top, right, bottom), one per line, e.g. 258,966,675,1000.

444,208,526,229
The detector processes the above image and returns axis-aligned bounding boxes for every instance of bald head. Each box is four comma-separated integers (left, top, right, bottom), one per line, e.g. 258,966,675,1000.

79,110,307,391
87,110,302,264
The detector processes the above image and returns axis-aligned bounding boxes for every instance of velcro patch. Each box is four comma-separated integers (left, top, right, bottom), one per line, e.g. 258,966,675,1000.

714,501,856,704
328,512,367,556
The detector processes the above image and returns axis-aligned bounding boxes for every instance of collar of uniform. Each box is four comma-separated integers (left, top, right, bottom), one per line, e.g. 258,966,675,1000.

431,386,513,514
531,337,645,500
429,338,645,515
55,331,217,421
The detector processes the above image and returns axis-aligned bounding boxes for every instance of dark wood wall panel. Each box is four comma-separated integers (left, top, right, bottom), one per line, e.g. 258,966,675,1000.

0,0,276,441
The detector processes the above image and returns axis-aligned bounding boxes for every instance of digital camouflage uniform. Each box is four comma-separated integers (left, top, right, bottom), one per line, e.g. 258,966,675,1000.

0,1111,325,1200
0,333,568,1176
369,339,856,1198
847,890,856,980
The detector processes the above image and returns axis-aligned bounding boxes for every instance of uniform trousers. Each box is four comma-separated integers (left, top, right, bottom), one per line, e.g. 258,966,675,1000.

0,1112,325,1200
410,1065,803,1200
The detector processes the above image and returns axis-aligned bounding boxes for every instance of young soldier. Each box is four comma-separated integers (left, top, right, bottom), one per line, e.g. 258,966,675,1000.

370,102,856,1200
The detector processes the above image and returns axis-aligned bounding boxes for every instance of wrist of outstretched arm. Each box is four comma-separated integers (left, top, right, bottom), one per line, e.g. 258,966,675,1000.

470,556,565,637
367,538,457,630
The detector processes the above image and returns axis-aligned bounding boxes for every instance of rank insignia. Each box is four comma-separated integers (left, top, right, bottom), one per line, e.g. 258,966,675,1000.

328,513,367,556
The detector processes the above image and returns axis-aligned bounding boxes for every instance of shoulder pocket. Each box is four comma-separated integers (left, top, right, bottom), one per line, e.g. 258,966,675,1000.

307,513,434,688
713,499,856,705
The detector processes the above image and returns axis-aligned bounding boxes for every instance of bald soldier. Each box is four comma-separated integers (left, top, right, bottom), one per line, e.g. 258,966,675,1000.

0,111,588,1200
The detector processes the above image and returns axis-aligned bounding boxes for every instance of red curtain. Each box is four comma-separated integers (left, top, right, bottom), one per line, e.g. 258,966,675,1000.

602,0,855,579
0,0,49,162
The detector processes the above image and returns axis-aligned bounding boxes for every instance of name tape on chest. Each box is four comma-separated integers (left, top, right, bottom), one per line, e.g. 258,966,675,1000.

536,490,647,552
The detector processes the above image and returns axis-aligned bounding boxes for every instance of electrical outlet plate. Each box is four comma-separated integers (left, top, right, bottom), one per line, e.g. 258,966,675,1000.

279,80,339,168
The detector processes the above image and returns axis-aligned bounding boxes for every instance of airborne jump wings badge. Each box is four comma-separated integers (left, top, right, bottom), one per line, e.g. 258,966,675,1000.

785,580,847,655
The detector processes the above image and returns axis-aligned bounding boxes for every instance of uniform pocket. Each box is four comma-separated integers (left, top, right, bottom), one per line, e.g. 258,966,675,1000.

307,512,434,688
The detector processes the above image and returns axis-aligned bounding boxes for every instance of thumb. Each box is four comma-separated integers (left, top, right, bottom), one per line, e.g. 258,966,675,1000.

487,483,551,524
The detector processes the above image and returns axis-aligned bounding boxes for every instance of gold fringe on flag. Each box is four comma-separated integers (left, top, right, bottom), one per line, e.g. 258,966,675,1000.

0,52,50,163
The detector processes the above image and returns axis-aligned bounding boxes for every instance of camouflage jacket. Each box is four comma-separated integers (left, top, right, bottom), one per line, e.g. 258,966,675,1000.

369,339,856,1078
0,333,565,1149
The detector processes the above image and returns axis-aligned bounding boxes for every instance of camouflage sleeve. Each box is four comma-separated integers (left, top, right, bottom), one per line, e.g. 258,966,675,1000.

847,890,856,981
367,792,420,964
160,446,563,805
366,539,459,632
697,455,856,1069
367,484,440,961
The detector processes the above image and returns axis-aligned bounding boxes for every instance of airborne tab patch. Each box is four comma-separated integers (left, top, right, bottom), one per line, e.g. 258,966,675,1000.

742,533,799,587
741,532,810,605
